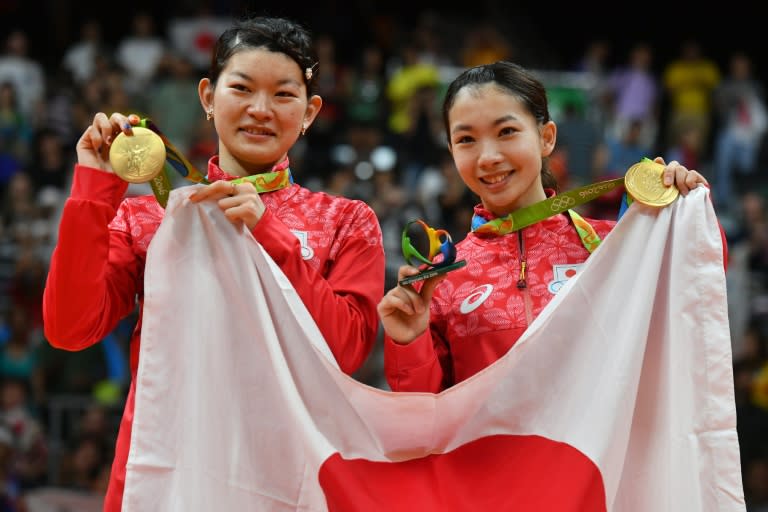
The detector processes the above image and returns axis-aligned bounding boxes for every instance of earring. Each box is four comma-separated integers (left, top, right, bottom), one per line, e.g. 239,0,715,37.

301,125,306,136
206,108,214,121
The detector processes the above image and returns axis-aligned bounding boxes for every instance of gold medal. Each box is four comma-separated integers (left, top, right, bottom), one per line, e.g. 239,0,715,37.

624,160,679,207
109,127,167,183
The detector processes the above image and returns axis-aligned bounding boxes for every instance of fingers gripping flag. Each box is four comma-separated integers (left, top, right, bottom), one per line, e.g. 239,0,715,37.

123,186,745,511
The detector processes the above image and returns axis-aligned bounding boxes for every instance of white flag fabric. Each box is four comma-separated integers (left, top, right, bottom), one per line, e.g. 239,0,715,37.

123,186,745,511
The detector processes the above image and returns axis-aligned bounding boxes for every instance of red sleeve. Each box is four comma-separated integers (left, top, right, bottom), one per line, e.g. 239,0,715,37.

384,329,450,392
251,203,385,375
43,165,140,350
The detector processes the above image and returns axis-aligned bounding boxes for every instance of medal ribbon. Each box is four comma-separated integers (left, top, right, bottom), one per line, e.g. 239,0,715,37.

138,118,293,207
471,176,626,253
139,118,207,207
229,158,292,191
143,119,208,184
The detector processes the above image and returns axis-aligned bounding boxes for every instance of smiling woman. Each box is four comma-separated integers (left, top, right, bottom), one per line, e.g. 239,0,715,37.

377,60,716,394
193,35,322,184
42,14,386,512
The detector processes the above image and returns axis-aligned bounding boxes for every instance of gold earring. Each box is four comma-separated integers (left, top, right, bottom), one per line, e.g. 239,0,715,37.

206,108,214,121
301,125,306,136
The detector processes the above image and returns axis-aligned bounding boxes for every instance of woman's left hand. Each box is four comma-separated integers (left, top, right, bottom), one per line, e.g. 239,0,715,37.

656,157,708,196
188,180,267,230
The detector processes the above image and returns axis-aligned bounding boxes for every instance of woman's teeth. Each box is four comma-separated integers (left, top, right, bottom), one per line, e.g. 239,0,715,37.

483,172,509,184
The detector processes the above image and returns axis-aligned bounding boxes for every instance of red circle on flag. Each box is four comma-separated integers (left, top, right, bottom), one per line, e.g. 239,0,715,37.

319,434,606,511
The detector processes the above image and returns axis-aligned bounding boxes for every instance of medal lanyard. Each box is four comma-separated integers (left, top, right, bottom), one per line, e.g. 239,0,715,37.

229,158,292,191
471,158,672,241
138,118,293,207
139,118,207,207
400,159,671,286
471,176,625,253
472,158,679,253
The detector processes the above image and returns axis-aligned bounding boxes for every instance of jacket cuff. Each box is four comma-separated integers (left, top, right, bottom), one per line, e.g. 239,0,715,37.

71,164,129,207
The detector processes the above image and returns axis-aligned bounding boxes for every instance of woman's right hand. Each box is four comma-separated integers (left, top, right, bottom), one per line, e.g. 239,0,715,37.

377,265,446,345
76,112,141,171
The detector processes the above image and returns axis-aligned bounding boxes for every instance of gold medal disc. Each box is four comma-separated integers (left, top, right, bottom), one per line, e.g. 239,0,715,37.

109,127,167,183
624,160,679,207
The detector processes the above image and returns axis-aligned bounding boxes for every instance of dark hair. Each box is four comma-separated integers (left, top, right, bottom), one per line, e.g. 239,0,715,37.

208,16,318,97
442,61,558,191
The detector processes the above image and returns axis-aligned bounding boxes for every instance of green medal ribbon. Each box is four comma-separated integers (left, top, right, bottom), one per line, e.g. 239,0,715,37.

139,118,208,207
472,176,626,253
229,158,292,191
138,118,292,206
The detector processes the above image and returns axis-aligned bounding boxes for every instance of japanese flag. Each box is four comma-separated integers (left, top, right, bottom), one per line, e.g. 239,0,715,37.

123,186,744,511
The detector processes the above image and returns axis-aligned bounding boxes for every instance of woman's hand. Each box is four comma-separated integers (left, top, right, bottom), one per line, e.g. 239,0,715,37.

188,180,267,231
656,156,708,196
76,112,141,172
377,265,447,345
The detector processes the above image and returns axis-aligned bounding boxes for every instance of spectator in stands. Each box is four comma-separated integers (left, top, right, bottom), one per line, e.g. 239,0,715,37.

713,51,768,210
0,82,33,172
0,30,45,124
62,19,109,86
603,42,659,151
0,377,47,490
662,39,720,157
114,11,167,104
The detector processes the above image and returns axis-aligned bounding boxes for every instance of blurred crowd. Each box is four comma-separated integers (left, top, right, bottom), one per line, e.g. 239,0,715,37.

1,6,768,510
